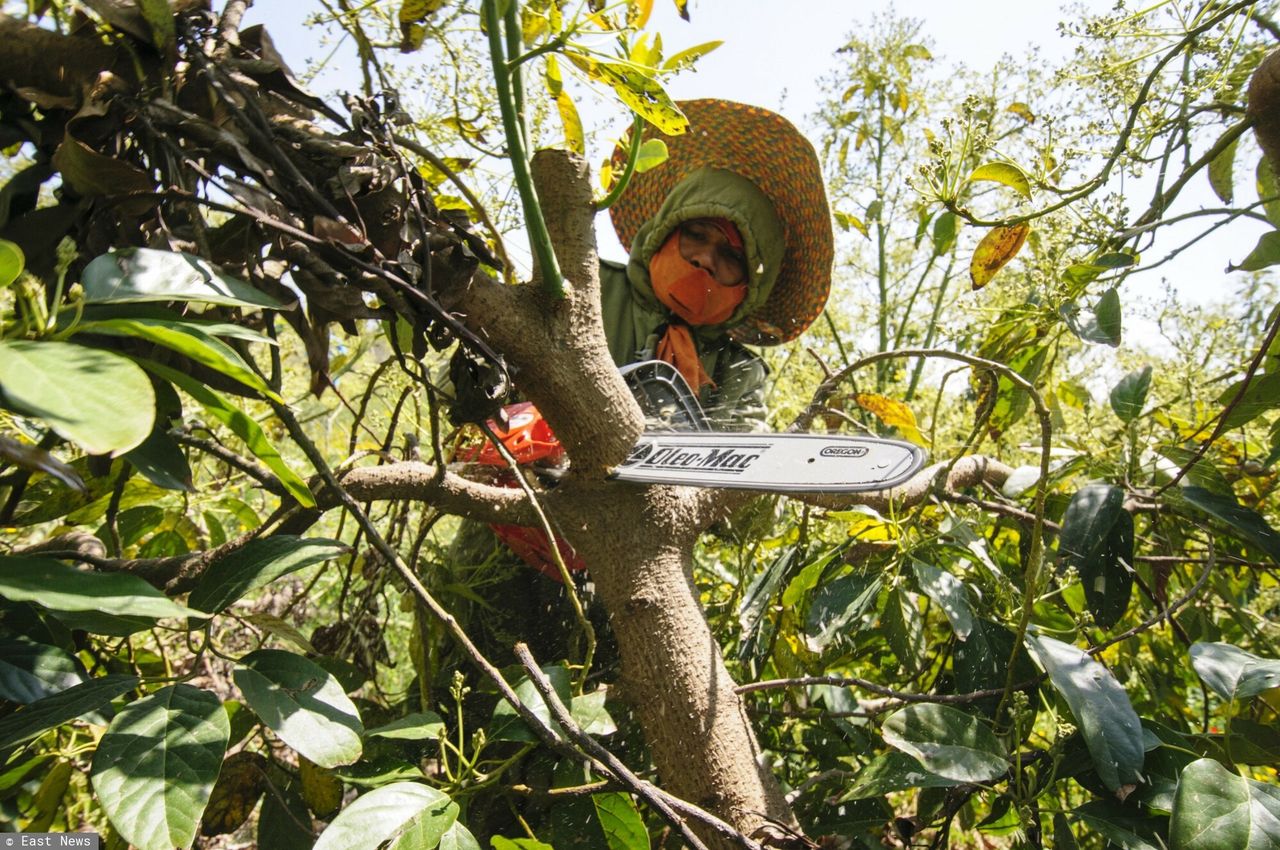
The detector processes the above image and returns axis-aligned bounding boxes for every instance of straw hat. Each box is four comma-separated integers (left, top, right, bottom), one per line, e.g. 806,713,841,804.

609,99,834,346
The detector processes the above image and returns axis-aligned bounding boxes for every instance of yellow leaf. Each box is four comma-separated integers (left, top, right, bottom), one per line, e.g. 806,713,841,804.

671,0,690,21
969,161,1032,199
970,222,1030,290
299,756,343,819
399,0,447,23
854,393,927,447
628,0,654,28
1006,102,1036,123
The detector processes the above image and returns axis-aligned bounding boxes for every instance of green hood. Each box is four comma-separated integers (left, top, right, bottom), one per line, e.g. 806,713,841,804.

624,167,785,333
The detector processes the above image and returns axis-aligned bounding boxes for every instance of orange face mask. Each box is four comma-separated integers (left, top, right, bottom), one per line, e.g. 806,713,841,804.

648,231,747,327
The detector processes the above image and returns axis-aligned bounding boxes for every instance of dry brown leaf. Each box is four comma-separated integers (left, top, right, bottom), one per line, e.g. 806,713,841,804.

970,222,1030,290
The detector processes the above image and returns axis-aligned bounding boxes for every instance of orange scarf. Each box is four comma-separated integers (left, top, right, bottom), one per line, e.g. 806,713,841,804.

656,322,714,394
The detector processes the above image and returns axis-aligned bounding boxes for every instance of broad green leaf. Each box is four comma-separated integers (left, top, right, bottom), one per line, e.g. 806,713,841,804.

1062,287,1123,346
366,712,446,741
1208,136,1237,204
490,664,571,743
804,570,881,651
313,782,453,850
0,635,87,703
81,248,280,309
932,211,959,254
492,838,554,850
882,704,1009,783
1216,371,1280,430
1074,800,1166,850
79,318,279,400
387,790,459,850
124,429,193,491
570,689,617,736
1057,484,1134,628
882,588,924,673
189,536,347,614
634,138,669,173
333,757,425,789
1179,486,1280,564
1094,252,1138,269
839,752,959,800
0,238,23,288
969,162,1032,199
1025,634,1144,790
0,674,139,750
0,555,200,620
0,339,155,455
953,618,1037,716
239,612,318,655
438,822,481,850
1170,758,1280,850
1110,366,1152,423
970,222,1030,289
1189,642,1280,702
233,650,363,768
144,361,315,508
257,780,314,850
91,685,229,850
1232,230,1280,272
912,561,974,640
593,792,648,850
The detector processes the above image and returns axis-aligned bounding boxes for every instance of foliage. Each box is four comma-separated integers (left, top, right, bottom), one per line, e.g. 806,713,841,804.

0,1,1277,849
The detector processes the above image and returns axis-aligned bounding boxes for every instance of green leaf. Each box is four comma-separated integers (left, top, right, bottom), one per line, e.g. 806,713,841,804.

143,361,315,508
1058,484,1135,628
387,790,460,850
0,635,87,703
1062,288,1122,346
80,318,279,400
912,560,974,640
570,689,617,736
1208,136,1237,204
313,782,454,850
1232,231,1280,272
1189,642,1280,702
1216,371,1280,431
1074,800,1166,850
839,752,960,800
0,674,139,750
0,435,86,491
1025,634,1144,790
968,162,1032,199
490,664,570,743
81,248,280,309
124,428,193,491
932,211,959,254
439,822,481,850
1179,486,1280,564
91,685,229,850
953,618,1037,716
1110,366,1153,423
189,536,347,614
633,138,669,174
882,587,924,672
233,649,363,768
804,570,881,651
1094,252,1138,269
1170,758,1280,850
0,238,23,288
492,838,554,850
0,555,201,620
0,339,155,455
881,703,1009,783
257,779,314,850
1258,157,1280,228
366,712,446,741
593,793,647,850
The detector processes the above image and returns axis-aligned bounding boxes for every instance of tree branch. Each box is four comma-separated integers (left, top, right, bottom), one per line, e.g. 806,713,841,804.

336,461,539,525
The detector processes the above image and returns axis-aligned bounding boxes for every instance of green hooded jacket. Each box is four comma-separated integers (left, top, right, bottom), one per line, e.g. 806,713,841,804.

600,166,785,431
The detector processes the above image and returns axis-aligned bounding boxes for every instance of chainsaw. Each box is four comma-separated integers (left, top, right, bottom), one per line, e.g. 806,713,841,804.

462,361,926,579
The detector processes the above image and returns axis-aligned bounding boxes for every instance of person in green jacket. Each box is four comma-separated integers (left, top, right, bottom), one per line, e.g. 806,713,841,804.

600,98,835,430
431,99,833,675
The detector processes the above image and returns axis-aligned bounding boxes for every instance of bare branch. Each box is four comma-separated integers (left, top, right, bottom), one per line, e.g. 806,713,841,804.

336,461,539,525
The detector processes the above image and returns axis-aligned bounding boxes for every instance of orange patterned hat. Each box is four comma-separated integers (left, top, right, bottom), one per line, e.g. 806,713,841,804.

610,99,834,346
